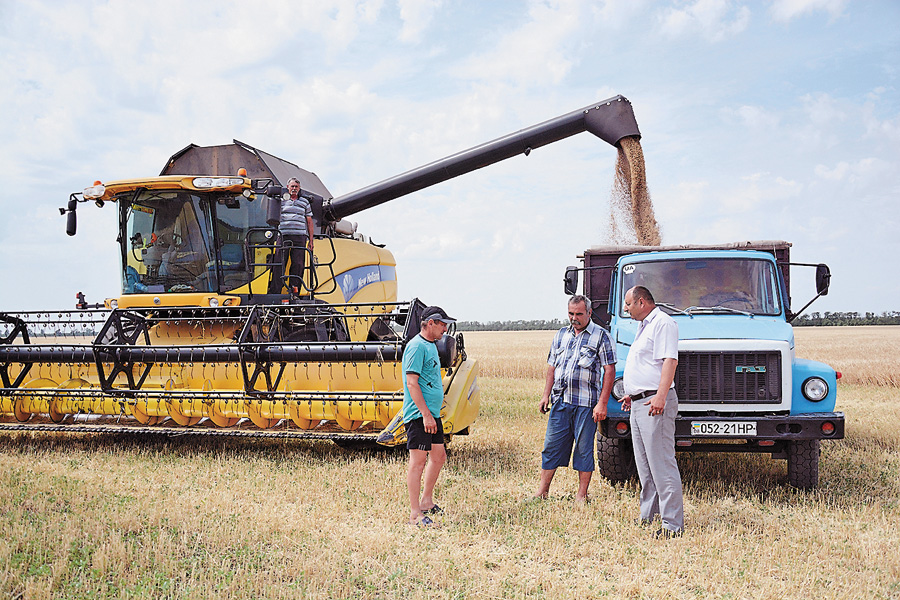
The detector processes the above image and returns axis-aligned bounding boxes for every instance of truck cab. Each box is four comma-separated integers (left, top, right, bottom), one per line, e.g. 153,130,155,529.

567,240,844,488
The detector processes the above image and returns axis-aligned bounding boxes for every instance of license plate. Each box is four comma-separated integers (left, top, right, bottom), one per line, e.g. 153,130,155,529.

691,421,757,436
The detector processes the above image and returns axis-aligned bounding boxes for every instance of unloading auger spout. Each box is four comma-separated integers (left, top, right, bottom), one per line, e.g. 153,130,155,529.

325,95,640,221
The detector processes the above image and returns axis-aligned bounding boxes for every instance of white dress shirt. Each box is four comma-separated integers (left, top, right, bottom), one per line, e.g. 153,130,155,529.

623,306,679,395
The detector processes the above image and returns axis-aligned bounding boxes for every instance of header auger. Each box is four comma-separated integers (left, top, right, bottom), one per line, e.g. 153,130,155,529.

1,96,640,445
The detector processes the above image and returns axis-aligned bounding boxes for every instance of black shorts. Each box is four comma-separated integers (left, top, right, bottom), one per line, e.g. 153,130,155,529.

405,416,445,451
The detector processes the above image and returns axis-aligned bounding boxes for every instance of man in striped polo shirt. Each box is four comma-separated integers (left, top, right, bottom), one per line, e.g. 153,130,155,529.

269,177,314,294
533,295,616,503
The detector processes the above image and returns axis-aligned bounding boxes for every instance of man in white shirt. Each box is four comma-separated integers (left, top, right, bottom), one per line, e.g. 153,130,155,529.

621,285,684,538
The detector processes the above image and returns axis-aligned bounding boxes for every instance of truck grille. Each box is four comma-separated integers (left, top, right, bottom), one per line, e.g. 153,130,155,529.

675,351,782,404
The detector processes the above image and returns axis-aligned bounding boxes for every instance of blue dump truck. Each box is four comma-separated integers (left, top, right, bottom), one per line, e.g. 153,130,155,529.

565,240,844,488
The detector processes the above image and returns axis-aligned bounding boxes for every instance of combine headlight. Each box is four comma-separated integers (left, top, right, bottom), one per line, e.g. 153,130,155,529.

611,378,625,401
802,377,829,402
192,177,244,189
83,184,106,199
208,297,219,307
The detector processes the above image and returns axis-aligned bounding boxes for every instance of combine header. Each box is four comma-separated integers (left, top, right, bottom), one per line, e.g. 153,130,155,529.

0,96,641,445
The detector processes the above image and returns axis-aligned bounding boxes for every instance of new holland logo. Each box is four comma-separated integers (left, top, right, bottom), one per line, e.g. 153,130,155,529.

735,366,766,373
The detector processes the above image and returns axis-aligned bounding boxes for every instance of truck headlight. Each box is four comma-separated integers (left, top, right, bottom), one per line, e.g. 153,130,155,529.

802,377,828,402
612,378,625,401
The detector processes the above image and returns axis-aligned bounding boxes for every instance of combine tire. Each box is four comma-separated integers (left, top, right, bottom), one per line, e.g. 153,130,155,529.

787,439,820,489
596,435,637,483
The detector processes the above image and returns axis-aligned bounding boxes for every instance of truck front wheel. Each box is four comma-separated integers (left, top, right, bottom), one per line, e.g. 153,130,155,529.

787,439,820,489
596,435,638,483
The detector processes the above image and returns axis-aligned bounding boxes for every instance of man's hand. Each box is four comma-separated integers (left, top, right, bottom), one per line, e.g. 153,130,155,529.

644,393,666,416
422,412,437,434
592,402,607,422
539,396,551,414
620,395,632,412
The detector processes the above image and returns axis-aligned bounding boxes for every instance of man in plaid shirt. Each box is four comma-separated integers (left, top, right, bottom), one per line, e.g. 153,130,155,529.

533,295,616,502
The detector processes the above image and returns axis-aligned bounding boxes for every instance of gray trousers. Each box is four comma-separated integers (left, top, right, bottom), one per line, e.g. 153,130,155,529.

630,388,684,532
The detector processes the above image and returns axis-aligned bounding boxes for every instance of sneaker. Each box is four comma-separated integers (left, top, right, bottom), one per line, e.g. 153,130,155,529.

655,527,684,539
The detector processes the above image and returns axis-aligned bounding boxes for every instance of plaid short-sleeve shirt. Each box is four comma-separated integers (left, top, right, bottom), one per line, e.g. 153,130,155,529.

547,321,616,408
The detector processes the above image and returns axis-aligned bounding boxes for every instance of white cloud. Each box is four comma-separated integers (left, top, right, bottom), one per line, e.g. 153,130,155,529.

397,0,443,43
768,0,848,22
657,0,752,42
813,157,891,184
452,0,591,87
720,104,781,130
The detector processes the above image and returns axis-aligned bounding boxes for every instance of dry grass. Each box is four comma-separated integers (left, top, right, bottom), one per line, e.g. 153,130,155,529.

462,330,555,380
794,325,900,387
2,327,899,599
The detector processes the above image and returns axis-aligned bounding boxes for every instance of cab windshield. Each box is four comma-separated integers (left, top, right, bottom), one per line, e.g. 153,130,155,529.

120,190,268,294
619,258,782,316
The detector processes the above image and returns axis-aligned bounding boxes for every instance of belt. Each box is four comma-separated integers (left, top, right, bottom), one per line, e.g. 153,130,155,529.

630,390,656,401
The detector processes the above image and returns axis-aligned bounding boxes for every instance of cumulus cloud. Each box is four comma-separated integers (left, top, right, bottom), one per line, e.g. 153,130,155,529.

451,0,591,86
813,157,891,184
720,104,781,131
768,0,848,22
657,0,752,42
397,0,443,43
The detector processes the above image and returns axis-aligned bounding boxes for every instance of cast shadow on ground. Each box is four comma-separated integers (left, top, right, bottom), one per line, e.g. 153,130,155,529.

674,443,899,510
0,426,527,472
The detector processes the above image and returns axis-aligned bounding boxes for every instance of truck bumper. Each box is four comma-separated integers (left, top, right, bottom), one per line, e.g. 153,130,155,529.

601,412,844,453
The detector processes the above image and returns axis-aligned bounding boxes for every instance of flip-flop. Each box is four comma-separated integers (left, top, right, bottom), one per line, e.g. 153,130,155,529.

423,504,443,515
408,515,435,528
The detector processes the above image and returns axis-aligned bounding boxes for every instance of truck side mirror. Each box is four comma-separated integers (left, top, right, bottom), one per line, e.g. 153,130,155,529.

564,266,579,295
815,264,831,296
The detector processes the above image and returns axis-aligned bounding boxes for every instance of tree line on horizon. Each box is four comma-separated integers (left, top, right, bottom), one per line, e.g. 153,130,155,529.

457,311,900,331
792,311,900,326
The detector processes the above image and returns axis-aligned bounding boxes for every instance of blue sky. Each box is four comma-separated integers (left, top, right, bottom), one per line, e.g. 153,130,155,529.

1,0,897,321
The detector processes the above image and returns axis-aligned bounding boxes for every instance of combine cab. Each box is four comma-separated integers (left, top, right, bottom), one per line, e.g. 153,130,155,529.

0,96,642,445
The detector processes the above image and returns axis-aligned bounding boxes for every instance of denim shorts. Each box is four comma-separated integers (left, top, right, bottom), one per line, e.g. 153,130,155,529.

541,401,597,472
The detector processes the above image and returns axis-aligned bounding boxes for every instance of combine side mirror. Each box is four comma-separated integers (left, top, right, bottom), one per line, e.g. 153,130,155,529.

564,266,579,295
63,198,78,236
435,334,458,368
815,264,831,296
265,186,283,226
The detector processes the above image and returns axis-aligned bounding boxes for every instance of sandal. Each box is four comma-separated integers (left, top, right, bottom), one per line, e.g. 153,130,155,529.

408,515,435,528
423,504,444,515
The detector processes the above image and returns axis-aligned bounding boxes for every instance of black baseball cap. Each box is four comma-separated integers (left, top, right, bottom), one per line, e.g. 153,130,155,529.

422,306,456,325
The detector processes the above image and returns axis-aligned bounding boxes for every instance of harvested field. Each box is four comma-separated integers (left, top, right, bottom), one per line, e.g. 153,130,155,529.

1,327,898,599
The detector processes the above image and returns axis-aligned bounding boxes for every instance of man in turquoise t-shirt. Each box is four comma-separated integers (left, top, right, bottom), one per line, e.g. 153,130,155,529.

403,305,455,527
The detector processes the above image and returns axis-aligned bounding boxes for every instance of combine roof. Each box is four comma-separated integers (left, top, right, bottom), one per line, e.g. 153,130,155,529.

160,139,332,200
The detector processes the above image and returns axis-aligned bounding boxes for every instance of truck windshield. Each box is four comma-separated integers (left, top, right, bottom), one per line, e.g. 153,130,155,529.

619,258,782,316
120,190,268,294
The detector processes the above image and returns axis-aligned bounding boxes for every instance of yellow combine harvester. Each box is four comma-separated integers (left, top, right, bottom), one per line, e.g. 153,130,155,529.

0,96,641,446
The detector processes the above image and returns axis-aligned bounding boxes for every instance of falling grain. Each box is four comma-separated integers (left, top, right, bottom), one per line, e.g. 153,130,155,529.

607,136,661,246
